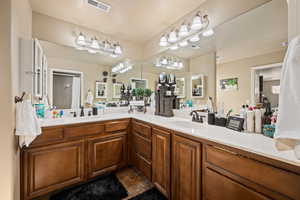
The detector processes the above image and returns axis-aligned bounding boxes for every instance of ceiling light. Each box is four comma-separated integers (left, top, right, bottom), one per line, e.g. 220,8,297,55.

76,33,86,46
169,44,179,50
189,35,200,42
162,58,168,65
155,56,184,70
159,35,169,46
114,43,122,55
179,40,189,47
112,60,132,73
202,29,214,37
178,62,184,68
191,13,203,30
110,53,118,58
90,37,100,49
178,23,189,37
168,30,178,43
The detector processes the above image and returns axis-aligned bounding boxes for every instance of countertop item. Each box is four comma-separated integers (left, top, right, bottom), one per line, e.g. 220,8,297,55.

39,112,300,167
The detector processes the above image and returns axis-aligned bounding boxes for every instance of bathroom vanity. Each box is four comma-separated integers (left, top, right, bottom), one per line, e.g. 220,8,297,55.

21,115,300,200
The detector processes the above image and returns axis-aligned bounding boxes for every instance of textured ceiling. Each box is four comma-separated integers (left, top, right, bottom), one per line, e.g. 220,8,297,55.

29,0,206,43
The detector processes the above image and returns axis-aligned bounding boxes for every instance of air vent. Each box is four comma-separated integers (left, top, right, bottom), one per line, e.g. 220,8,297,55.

87,0,111,12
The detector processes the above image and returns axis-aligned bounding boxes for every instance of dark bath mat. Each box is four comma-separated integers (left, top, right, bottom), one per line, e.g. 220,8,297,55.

129,187,167,200
50,174,128,200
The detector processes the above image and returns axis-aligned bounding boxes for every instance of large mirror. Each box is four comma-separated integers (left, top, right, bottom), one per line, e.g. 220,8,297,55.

38,0,287,114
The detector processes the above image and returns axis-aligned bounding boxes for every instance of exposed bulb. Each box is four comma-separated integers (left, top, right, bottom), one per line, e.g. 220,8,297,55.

179,40,189,47
169,44,179,50
168,31,178,43
114,44,122,55
191,13,203,30
202,29,214,37
76,33,86,46
178,24,189,37
159,35,169,46
189,35,200,42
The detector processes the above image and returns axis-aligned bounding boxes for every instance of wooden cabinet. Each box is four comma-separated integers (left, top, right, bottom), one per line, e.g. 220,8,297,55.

203,144,300,200
152,128,171,198
204,168,271,200
172,134,202,200
22,140,85,200
87,133,127,178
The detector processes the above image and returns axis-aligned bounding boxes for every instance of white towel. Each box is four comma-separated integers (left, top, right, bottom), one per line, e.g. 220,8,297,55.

274,35,300,159
15,99,41,147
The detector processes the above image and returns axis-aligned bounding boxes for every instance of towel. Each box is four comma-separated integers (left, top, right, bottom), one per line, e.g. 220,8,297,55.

274,35,300,159
15,99,41,147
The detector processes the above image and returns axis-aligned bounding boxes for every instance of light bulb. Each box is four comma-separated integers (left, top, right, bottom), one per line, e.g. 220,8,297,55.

162,58,168,65
173,61,178,67
169,44,179,50
76,33,86,46
90,38,100,49
178,62,184,68
159,35,169,46
168,31,178,43
191,13,203,30
202,29,214,37
114,44,122,55
179,40,189,47
179,24,189,37
189,35,200,42
110,53,118,58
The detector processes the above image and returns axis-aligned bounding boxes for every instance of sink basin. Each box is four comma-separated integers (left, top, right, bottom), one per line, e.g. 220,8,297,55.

169,120,203,129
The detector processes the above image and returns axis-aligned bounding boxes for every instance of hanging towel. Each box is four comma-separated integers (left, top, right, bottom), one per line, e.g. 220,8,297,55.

274,35,300,159
15,99,42,147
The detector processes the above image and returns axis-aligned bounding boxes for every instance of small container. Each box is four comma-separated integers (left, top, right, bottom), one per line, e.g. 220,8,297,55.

208,113,215,125
35,104,45,118
92,107,98,116
263,124,275,138
215,117,227,127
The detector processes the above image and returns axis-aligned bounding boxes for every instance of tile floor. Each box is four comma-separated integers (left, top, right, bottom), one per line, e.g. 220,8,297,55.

116,168,154,199
38,167,154,200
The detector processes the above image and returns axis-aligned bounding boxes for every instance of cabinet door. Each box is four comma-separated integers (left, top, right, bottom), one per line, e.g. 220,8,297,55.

34,39,43,97
204,168,271,200
22,140,85,200
42,55,48,97
152,128,171,198
88,134,127,178
172,135,201,200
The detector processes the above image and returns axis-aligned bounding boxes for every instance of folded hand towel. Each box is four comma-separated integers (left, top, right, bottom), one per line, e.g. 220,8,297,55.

15,99,41,147
274,35,300,157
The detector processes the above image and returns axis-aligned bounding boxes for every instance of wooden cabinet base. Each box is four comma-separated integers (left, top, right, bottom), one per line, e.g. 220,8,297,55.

22,140,85,200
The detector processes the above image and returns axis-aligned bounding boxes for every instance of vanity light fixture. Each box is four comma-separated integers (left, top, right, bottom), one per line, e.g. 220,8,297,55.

74,33,123,58
191,12,203,30
158,11,210,50
168,30,178,43
202,29,214,37
155,56,184,70
112,60,133,74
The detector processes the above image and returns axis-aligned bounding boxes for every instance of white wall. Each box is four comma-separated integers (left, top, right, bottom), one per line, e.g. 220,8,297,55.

0,1,14,199
288,0,300,40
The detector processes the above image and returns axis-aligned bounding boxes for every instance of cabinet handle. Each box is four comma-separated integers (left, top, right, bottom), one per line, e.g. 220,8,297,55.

210,145,238,156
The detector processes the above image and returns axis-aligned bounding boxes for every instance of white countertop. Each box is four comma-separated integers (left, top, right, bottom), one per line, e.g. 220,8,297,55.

40,112,300,167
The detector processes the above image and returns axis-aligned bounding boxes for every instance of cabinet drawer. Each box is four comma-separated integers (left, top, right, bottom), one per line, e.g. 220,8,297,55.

132,121,151,139
105,120,129,132
64,123,104,138
205,145,300,200
32,127,64,146
133,152,151,180
204,168,271,200
133,131,151,161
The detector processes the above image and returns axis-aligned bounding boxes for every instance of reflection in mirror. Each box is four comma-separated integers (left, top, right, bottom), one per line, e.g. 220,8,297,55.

50,69,83,109
175,78,185,98
191,75,204,98
95,81,107,99
113,83,122,99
